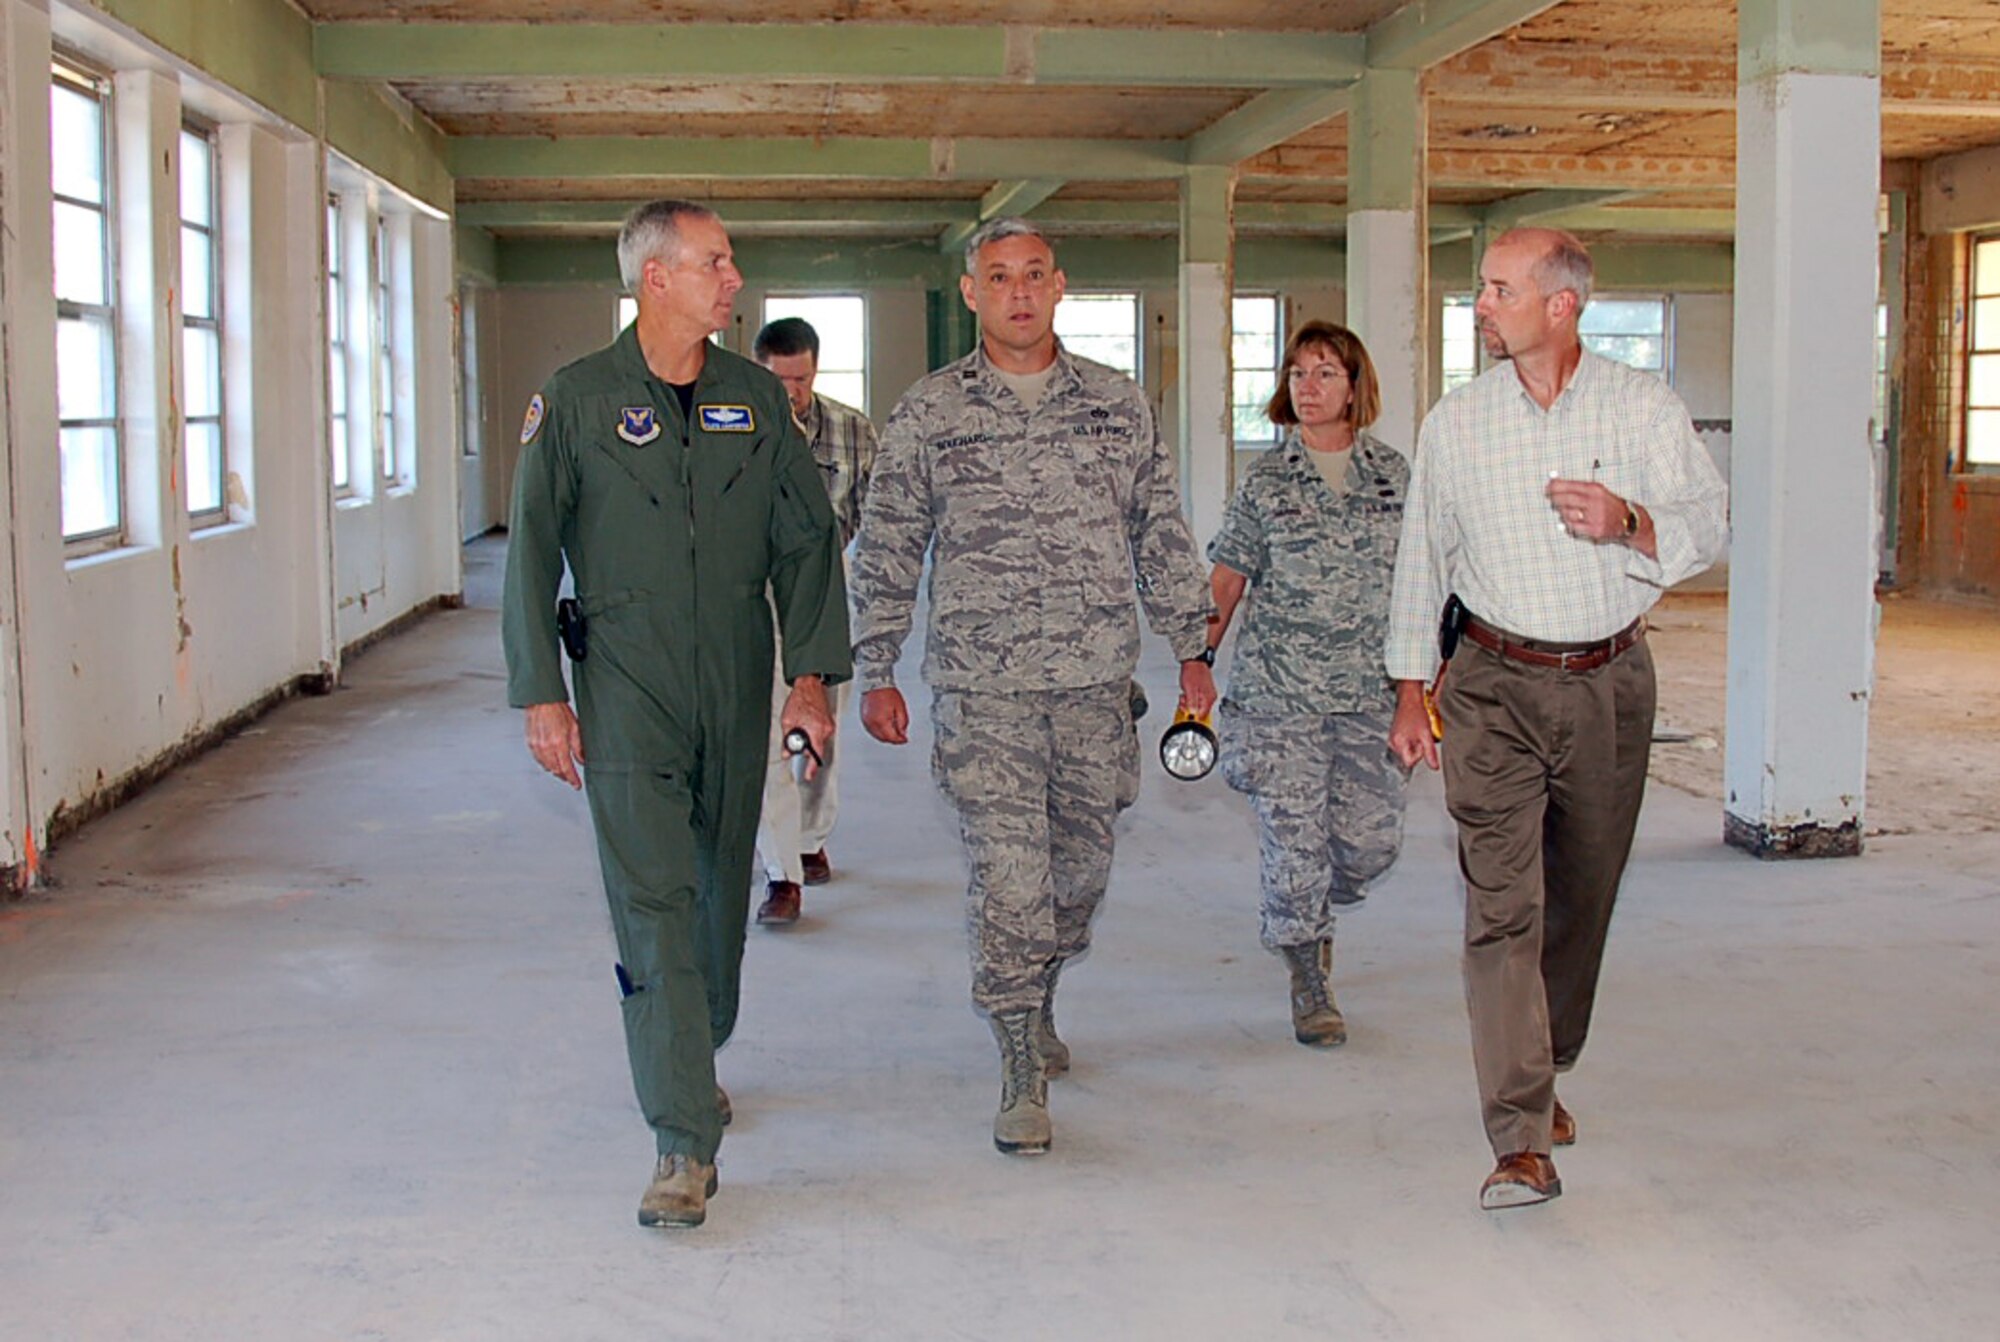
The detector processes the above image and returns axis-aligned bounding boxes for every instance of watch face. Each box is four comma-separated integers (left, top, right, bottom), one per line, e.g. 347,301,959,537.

1160,721,1219,781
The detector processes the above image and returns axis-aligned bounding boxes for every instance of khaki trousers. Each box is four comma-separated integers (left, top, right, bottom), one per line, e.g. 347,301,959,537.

1439,632,1656,1157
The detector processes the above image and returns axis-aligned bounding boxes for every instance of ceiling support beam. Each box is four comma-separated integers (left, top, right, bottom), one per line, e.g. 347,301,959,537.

1187,87,1355,166
1479,188,1647,231
1366,0,1566,71
314,21,1364,87
938,178,1067,253
458,199,983,229
451,136,1186,182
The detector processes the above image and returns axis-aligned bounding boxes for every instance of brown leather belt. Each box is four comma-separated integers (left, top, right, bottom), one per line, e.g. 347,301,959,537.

1462,616,1644,673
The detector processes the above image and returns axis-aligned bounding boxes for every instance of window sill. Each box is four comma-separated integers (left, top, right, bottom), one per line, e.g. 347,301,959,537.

1949,470,2000,492
335,494,371,512
192,518,254,542
64,541,156,574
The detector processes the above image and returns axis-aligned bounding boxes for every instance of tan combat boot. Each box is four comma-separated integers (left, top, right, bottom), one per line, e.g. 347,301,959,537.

1039,966,1070,1078
637,1153,719,1229
990,1008,1052,1155
1282,938,1347,1047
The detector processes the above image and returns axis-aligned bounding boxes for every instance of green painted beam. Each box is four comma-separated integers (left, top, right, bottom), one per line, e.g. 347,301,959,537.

451,137,1187,182
323,80,453,215
317,21,1363,87
1536,207,1738,236
93,0,318,133
1433,237,1737,291
1367,0,1566,71
1187,87,1355,166
456,225,499,285
1740,0,1881,81
939,178,1068,253
1028,29,1364,86
1480,188,1647,231
458,199,982,229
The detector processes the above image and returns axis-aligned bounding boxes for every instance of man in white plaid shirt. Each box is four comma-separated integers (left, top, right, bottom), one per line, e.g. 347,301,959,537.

752,316,879,925
1386,228,1727,1210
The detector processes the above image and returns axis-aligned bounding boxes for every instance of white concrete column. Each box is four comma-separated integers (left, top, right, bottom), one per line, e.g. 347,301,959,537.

1724,0,1881,858
1176,164,1236,548
1345,68,1427,456
113,66,180,551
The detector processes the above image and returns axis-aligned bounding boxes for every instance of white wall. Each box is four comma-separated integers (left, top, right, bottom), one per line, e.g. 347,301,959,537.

0,0,461,873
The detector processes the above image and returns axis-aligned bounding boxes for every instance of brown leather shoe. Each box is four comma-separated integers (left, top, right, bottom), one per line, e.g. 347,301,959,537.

1552,1097,1576,1147
800,849,832,885
1479,1151,1562,1210
756,880,802,925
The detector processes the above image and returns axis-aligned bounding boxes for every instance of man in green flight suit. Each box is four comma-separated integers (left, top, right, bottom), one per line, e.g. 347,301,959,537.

502,200,851,1230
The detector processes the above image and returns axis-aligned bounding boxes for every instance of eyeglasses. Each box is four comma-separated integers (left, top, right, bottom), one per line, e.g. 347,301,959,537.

1286,363,1350,386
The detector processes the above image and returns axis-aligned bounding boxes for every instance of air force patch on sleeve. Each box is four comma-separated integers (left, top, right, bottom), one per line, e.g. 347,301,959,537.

519,393,546,446
698,404,756,433
616,406,662,446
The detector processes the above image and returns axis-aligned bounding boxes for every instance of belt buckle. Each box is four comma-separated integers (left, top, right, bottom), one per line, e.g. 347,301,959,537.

1558,648,1585,672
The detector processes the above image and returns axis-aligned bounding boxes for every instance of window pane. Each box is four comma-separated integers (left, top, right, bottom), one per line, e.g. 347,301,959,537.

1974,298,2000,353
1969,408,2000,465
1977,239,2000,298
1054,294,1139,378
183,325,221,418
186,420,224,515
1970,352,2000,409
181,225,214,320
330,352,350,420
1579,299,1665,337
762,294,868,412
179,130,212,227
57,315,115,419
49,83,104,205
60,425,120,538
617,295,637,332
330,416,350,490
1583,333,1664,372
53,200,107,306
812,372,867,415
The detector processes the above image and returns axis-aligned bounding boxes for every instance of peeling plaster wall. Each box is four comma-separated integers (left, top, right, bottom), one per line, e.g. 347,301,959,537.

0,0,461,872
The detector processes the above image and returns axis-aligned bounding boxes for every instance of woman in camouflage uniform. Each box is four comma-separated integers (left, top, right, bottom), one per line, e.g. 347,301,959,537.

1203,321,1411,1048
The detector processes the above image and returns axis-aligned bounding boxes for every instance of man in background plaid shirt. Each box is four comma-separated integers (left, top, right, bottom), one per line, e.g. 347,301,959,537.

752,316,880,925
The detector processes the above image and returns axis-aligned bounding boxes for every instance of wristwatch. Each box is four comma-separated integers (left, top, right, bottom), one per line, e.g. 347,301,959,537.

1188,646,1217,666
1622,502,1641,537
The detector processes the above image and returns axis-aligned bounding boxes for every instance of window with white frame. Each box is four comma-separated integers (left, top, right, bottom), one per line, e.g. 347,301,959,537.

1580,295,1670,377
1053,292,1139,380
762,294,868,414
1441,294,1479,395
180,121,225,523
326,197,351,494
1232,294,1282,446
617,294,637,332
52,59,122,545
1965,234,2000,468
375,216,400,482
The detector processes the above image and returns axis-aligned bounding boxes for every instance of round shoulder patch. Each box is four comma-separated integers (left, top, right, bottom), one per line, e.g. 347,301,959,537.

520,393,547,446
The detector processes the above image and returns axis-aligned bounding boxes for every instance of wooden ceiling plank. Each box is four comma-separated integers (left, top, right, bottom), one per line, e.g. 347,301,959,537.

1366,0,1567,71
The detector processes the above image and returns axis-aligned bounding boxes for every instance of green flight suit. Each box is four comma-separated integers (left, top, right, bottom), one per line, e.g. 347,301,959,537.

502,325,851,1163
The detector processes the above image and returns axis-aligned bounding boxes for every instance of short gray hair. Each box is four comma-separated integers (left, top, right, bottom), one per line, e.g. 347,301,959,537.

616,200,718,294
1525,227,1595,311
963,216,1052,275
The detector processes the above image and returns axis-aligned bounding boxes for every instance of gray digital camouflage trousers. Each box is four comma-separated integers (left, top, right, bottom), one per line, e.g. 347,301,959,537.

931,681,1130,1014
1219,699,1408,950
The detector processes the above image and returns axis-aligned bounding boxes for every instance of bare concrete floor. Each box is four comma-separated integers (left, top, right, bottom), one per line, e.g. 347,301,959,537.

2,540,1998,1341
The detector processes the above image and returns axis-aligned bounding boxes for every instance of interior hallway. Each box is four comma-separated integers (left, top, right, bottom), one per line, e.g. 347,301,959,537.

2,538,1997,1342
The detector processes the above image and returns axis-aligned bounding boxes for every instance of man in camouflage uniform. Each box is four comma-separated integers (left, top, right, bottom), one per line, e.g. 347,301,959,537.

851,218,1216,1156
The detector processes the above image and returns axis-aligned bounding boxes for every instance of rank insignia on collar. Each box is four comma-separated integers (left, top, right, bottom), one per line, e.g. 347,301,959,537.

616,405,662,446
519,393,545,446
699,404,755,433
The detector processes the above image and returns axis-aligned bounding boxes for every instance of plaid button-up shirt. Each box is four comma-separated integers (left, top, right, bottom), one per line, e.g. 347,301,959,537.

1385,350,1728,681
800,392,879,547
